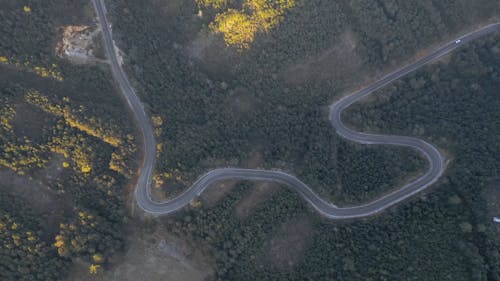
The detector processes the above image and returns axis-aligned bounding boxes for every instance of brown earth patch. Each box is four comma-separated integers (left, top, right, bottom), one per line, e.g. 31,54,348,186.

235,182,281,219
257,215,314,271
67,222,214,281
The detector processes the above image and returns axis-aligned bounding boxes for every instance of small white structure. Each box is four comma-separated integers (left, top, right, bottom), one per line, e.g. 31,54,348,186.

494,217,500,223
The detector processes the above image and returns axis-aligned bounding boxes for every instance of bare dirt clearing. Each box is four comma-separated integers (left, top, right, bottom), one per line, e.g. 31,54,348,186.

56,25,105,64
67,224,214,281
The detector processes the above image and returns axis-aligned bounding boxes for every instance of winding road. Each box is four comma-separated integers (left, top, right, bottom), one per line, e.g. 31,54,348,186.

92,0,500,219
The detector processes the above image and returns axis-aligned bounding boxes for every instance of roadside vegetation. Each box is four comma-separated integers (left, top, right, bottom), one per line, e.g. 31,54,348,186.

105,0,499,279
1,0,500,280
166,30,500,281
108,0,498,204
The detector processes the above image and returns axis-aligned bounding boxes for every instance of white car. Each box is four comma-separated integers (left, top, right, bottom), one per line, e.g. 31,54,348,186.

455,39,462,44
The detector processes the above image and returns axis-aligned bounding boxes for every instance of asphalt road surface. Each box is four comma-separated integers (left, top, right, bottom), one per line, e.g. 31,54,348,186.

92,0,500,219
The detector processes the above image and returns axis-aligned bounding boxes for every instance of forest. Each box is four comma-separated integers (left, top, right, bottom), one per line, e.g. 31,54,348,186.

107,0,499,204
104,0,500,280
1,0,500,280
166,29,500,281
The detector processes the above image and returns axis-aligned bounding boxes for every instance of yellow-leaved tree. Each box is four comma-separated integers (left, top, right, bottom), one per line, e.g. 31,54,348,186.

197,0,229,9
89,264,101,274
246,0,295,31
210,9,257,49
205,0,295,49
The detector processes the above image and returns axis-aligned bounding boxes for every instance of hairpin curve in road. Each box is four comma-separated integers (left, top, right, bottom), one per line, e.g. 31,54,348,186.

92,0,500,219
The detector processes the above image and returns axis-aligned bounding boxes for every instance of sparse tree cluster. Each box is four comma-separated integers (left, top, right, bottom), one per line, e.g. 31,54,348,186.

0,194,68,281
0,1,135,277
